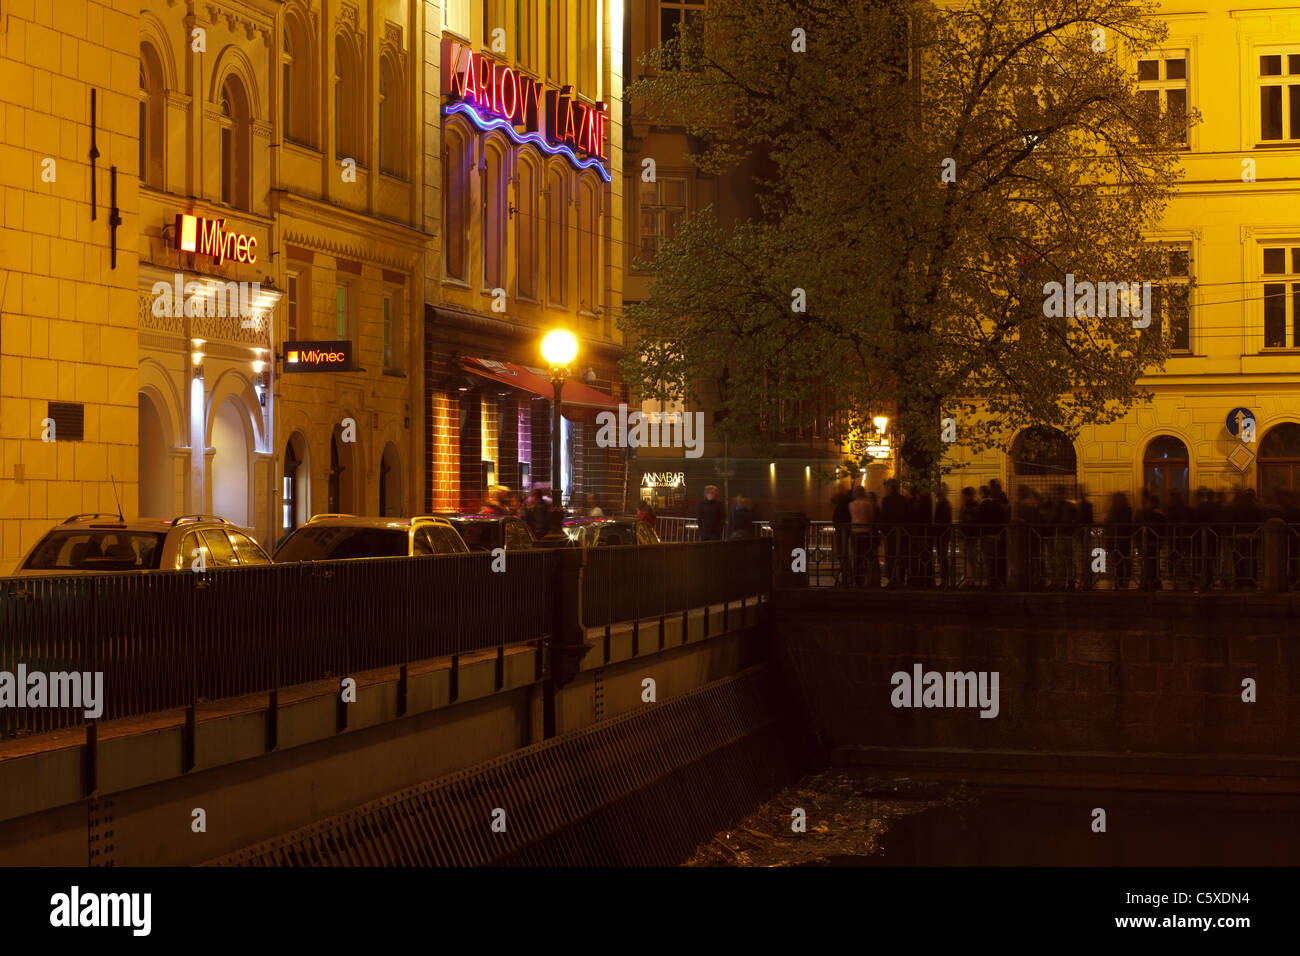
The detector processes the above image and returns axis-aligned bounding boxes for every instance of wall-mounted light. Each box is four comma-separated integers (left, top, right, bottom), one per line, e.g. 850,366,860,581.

873,415,888,435
192,351,205,380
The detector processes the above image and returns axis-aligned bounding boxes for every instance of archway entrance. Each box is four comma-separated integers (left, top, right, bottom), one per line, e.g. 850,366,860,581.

1010,426,1078,503
328,425,356,514
283,432,310,532
211,398,250,526
379,443,402,516
138,392,173,517
1143,435,1189,504
1258,423,1300,503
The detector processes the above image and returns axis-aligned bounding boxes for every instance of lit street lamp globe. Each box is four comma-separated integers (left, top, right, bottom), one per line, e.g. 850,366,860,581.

541,329,578,370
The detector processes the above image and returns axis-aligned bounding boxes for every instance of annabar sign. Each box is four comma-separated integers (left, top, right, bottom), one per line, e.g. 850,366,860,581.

441,38,608,165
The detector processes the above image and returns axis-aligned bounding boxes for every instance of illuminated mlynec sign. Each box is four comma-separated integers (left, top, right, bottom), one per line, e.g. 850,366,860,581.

283,340,353,372
174,214,258,265
441,39,609,172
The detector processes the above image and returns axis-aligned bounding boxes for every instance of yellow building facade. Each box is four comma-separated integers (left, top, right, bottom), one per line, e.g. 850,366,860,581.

948,2,1300,509
0,0,141,574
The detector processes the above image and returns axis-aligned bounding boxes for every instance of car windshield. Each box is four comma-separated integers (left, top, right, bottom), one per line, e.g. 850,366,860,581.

274,526,409,561
452,522,497,550
23,529,167,571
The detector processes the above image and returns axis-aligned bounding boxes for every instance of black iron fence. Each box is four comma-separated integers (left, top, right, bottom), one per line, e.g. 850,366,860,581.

581,538,772,632
783,518,1299,592
0,540,773,740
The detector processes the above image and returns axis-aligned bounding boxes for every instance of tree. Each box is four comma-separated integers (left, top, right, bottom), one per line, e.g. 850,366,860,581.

621,0,1190,483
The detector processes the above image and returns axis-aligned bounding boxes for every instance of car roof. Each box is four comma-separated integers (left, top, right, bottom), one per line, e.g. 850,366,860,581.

301,514,455,529
51,514,234,533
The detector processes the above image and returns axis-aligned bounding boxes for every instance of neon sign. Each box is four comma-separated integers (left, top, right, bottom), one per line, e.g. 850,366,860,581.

174,214,258,265
283,340,353,372
441,39,609,178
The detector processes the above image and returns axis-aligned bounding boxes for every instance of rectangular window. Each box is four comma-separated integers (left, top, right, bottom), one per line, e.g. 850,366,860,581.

383,287,404,371
1136,53,1189,146
637,178,687,262
516,0,537,72
1261,245,1300,348
1149,245,1192,352
1258,52,1300,142
335,283,349,341
577,0,596,95
659,0,705,71
286,272,301,340
547,0,567,83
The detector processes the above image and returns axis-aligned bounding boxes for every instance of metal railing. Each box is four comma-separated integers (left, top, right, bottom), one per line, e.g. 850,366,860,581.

581,539,772,633
794,520,1291,591
0,550,556,738
0,539,776,740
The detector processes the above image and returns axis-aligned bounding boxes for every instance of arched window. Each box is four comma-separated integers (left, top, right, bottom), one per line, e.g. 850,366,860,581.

1010,426,1077,502
1259,423,1300,501
335,34,362,162
516,157,538,300
1143,435,1189,503
444,126,470,280
379,55,405,177
219,77,251,209
577,176,598,313
138,44,165,188
282,15,313,146
482,141,505,290
546,168,567,305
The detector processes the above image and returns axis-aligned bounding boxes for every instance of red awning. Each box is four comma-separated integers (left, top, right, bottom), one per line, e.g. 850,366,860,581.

461,356,619,421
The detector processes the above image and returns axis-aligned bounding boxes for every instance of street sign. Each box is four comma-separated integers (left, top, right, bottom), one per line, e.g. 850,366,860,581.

1226,407,1255,437
283,340,353,373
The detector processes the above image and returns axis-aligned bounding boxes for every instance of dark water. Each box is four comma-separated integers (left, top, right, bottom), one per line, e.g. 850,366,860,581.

688,773,1300,867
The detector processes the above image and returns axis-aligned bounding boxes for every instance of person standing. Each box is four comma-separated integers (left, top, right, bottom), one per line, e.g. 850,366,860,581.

831,482,854,587
879,479,906,587
729,494,756,539
933,483,953,587
697,485,726,541
586,493,605,518
849,486,875,587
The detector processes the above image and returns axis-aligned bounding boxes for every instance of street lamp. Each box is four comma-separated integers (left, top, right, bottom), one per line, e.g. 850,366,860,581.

541,329,578,530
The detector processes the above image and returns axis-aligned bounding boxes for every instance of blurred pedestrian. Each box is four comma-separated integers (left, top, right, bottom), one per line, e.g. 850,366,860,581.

525,488,551,538
697,485,725,541
849,486,876,587
636,501,657,529
1108,492,1133,589
1134,490,1164,590
933,483,953,587
880,479,906,587
729,494,756,539
832,481,854,587
586,493,605,518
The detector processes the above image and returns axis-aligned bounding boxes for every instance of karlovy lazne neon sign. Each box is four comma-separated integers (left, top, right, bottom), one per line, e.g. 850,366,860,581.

441,39,609,179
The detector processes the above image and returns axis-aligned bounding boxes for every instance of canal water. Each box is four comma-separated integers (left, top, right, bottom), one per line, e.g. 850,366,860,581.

685,772,1300,866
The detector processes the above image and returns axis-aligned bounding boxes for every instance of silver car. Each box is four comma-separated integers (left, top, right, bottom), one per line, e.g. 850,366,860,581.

13,514,272,574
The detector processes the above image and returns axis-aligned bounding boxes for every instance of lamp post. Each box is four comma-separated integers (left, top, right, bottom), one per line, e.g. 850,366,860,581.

541,329,578,532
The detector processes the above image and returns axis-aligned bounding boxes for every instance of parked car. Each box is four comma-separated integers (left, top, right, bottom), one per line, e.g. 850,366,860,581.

562,516,661,548
12,514,272,574
272,515,469,562
446,515,538,552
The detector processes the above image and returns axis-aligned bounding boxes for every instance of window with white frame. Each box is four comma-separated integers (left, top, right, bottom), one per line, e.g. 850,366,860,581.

638,178,686,262
1258,52,1300,143
1137,53,1188,146
1149,245,1191,353
1262,245,1300,348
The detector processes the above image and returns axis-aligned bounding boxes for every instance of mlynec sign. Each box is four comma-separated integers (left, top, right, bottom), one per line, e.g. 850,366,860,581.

284,340,353,372
440,39,608,163
174,214,258,265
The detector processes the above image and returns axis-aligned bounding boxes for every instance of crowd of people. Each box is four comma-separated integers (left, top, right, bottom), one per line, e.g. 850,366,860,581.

695,485,762,540
827,480,1294,591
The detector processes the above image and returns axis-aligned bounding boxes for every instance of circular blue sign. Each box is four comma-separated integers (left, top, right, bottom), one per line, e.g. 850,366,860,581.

1226,407,1255,436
